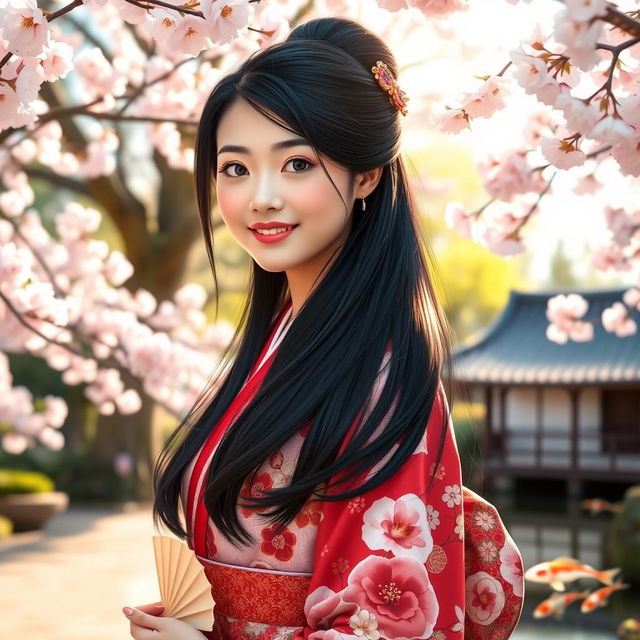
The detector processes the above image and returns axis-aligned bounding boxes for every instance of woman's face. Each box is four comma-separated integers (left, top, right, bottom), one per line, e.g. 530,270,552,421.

214,97,357,279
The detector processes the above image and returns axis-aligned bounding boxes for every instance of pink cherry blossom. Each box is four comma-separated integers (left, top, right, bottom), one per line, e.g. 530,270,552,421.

465,571,505,625
254,7,289,49
0,85,25,131
564,0,607,22
406,0,468,17
376,0,408,11
591,245,631,272
540,136,586,169
74,47,126,99
40,40,74,82
554,93,599,135
602,302,637,337
610,139,640,178
431,107,470,134
145,9,179,43
461,75,509,118
2,1,50,58
604,206,640,247
444,201,473,239
201,0,251,45
545,293,595,343
573,172,601,195
591,116,637,146
546,293,588,327
509,48,553,94
618,94,640,131
167,16,210,57
499,540,523,597
174,283,208,310
623,287,640,310
553,13,603,71
478,150,547,203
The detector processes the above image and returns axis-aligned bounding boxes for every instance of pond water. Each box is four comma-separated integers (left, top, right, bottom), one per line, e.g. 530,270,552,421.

485,485,640,640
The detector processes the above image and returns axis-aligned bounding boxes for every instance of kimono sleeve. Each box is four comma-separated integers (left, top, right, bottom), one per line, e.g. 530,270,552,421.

292,387,465,640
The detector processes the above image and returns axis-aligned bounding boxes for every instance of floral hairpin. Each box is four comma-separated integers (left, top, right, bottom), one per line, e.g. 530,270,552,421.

371,60,409,117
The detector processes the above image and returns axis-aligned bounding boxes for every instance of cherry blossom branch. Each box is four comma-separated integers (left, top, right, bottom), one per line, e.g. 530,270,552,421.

65,111,199,125
117,55,208,114
0,97,106,147
124,0,204,17
20,165,92,197
586,36,640,109
0,289,117,364
0,211,65,298
603,3,640,39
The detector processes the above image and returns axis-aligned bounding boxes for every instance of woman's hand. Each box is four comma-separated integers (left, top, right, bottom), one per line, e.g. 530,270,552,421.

123,601,209,640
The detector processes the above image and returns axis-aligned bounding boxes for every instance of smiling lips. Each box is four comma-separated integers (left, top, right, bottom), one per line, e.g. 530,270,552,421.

249,223,299,244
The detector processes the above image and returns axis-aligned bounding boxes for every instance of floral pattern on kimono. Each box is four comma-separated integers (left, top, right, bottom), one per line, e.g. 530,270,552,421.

182,300,524,640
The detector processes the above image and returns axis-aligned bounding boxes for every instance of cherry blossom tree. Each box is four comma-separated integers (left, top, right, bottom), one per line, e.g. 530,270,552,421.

430,0,640,343
1,0,640,498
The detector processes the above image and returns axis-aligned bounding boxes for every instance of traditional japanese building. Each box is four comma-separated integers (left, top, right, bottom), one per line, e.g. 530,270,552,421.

453,288,640,497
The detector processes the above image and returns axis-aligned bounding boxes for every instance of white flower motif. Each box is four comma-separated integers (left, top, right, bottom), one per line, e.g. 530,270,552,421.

478,540,498,563
474,510,496,532
442,484,462,508
362,493,433,562
349,609,380,640
426,504,440,530
452,604,465,632
455,513,464,540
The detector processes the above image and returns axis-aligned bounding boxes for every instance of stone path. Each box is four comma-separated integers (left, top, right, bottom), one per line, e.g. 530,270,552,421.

0,503,163,640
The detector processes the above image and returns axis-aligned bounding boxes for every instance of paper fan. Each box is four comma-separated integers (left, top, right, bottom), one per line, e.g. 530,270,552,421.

152,535,215,631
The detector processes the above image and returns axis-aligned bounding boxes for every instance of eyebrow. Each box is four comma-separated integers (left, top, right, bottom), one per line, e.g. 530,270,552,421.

217,137,311,156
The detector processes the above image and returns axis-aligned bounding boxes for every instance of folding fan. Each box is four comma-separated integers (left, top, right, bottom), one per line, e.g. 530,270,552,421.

152,535,215,631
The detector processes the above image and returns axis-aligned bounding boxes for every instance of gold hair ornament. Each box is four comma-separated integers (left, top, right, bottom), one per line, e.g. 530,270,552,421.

371,60,409,116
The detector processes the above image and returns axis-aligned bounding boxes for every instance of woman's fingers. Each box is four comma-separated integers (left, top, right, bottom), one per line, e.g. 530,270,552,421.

129,621,161,640
123,607,161,631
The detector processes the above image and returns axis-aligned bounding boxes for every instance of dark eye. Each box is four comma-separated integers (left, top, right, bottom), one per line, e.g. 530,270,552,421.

218,162,247,177
285,157,312,172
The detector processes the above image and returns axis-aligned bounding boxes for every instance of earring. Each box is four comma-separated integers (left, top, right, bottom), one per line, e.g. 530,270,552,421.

361,198,366,212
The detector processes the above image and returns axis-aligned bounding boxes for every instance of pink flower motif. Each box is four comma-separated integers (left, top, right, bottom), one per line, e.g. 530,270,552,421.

304,586,357,630
499,541,524,598
362,494,432,562
343,555,438,640
465,571,505,626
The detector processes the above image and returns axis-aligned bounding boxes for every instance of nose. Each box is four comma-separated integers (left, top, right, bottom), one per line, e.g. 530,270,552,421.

250,174,283,213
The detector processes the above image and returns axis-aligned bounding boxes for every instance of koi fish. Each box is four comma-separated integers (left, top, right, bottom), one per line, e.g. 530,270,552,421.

533,590,591,619
580,582,629,613
580,498,622,515
524,557,622,591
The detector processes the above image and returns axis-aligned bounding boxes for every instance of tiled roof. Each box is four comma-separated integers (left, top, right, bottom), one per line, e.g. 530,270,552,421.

452,288,640,385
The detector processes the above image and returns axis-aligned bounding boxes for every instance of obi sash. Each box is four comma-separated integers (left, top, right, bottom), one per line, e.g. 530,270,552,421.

198,556,311,629
185,300,294,559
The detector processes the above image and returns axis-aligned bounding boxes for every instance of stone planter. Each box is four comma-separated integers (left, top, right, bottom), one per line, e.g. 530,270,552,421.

0,491,69,532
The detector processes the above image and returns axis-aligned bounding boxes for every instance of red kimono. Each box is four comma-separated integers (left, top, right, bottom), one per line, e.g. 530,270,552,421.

182,298,524,640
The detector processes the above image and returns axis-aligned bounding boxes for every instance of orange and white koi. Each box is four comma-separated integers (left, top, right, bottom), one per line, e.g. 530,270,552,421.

533,590,591,619
524,557,622,592
580,498,622,515
580,582,629,613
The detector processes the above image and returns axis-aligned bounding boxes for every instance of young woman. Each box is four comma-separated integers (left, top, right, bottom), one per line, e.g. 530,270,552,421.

123,16,524,640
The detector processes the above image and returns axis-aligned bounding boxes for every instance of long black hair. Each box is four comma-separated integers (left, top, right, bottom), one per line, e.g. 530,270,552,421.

152,16,455,548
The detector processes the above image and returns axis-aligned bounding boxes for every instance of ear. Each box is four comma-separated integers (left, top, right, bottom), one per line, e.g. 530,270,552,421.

354,166,383,200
